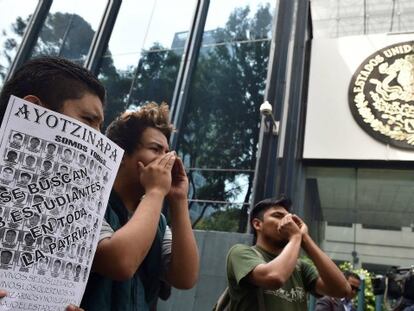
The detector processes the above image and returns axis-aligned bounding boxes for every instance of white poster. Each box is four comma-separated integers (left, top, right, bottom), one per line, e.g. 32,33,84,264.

0,96,123,310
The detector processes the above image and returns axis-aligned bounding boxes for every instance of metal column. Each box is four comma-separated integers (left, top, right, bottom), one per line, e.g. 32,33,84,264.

84,0,122,74
250,0,296,211
4,0,52,81
169,0,210,150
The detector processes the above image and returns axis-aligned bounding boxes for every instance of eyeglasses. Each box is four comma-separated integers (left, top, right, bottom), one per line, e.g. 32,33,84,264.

351,285,360,292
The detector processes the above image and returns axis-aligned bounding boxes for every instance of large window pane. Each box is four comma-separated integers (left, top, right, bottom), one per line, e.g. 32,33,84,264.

311,0,414,38
98,0,197,126
305,166,414,277
177,1,275,232
187,169,254,231
0,0,38,88
30,0,107,63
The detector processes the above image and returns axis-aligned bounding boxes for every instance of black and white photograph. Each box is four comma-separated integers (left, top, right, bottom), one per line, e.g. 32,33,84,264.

88,159,95,174
40,159,54,175
36,256,49,275
26,137,41,153
22,154,37,171
4,149,18,164
44,142,57,158
59,164,70,175
2,228,18,248
50,258,62,278
68,242,78,259
82,267,88,283
17,171,32,186
0,249,14,270
73,264,82,282
63,261,73,280
21,231,37,251
40,235,54,253
60,148,74,164
9,132,24,150
0,166,15,183
77,153,87,167
78,245,86,263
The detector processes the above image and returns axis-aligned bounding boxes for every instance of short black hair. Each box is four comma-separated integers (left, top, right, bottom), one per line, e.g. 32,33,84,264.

0,56,105,123
250,195,292,240
344,270,361,281
250,195,292,224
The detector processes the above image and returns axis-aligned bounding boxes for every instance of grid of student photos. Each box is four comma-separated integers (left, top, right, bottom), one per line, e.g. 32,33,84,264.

0,130,110,281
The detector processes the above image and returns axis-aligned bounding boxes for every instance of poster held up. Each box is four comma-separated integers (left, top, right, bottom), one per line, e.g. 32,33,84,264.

0,96,123,310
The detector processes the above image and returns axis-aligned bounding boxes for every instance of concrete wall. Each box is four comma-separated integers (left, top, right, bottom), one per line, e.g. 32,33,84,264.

158,225,414,310
158,230,252,311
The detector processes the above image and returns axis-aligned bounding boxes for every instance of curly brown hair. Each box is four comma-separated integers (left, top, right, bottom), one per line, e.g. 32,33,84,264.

106,102,174,155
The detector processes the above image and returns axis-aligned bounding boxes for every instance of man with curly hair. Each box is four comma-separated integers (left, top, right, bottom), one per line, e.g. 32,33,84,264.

82,102,199,311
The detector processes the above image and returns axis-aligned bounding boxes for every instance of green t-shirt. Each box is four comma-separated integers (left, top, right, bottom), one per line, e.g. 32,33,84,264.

226,244,319,311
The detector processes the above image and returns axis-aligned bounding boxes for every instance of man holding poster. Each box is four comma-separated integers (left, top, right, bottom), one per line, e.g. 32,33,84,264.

0,56,117,311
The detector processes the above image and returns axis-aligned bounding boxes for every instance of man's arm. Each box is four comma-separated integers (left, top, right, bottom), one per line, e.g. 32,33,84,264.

293,215,351,298
93,152,176,281
164,157,199,289
248,214,302,289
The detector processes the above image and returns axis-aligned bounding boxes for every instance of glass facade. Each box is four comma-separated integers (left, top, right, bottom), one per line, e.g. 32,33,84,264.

305,166,414,270
308,0,414,273
0,0,37,87
97,0,197,127
29,0,107,63
312,0,414,38
177,0,275,232
0,0,413,287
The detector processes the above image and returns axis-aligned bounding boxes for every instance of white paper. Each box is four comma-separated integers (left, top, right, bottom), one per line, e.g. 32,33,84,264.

0,96,123,310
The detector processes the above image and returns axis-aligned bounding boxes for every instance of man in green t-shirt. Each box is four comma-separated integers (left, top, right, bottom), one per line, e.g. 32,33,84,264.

226,196,352,311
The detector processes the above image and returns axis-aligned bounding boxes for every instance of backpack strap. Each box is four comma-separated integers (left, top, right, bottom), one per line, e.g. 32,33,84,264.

250,246,266,311
213,286,230,311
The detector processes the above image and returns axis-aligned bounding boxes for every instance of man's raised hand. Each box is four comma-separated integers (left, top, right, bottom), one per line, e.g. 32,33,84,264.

278,214,301,240
138,152,176,196
292,214,309,236
167,155,189,202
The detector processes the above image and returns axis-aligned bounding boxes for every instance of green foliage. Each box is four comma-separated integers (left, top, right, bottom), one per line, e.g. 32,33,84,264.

195,208,240,232
31,12,94,60
1,5,274,234
0,16,30,82
339,262,376,311
179,4,273,232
